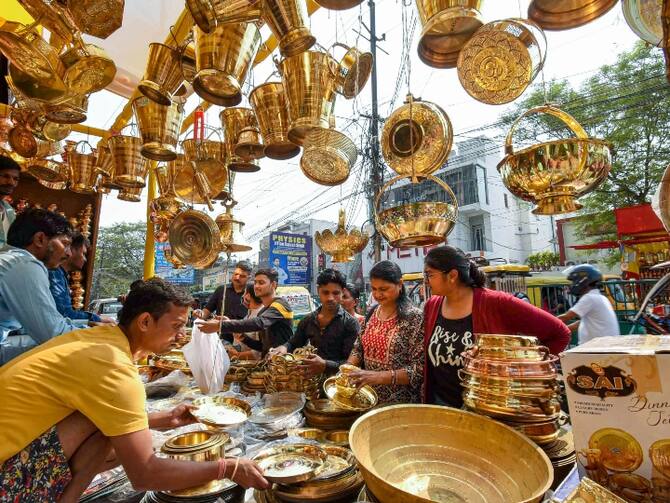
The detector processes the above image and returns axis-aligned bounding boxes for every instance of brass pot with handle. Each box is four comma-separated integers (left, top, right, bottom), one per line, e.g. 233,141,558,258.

67,141,99,194
249,82,300,160
108,131,148,188
220,107,263,172
300,116,357,186
133,97,184,161
329,43,373,99
139,43,185,106
263,0,316,57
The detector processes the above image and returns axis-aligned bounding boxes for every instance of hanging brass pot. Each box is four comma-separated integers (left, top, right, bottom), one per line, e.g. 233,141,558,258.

219,107,263,172
8,63,67,104
31,116,72,143
34,139,64,159
66,0,125,39
315,208,369,262
528,0,618,30
300,119,357,186
108,134,148,188
497,105,612,215
457,18,547,105
235,126,265,160
8,123,37,158
68,146,99,194
330,43,373,99
152,164,185,220
416,0,483,69
45,93,89,125
622,0,664,46
314,0,364,11
25,159,70,184
186,0,218,33
215,204,252,252
193,22,261,107
249,82,300,160
94,144,114,177
169,209,221,269
60,43,116,95
133,97,184,161
263,0,316,57
139,43,185,106
381,94,452,180
278,50,339,145
118,185,143,202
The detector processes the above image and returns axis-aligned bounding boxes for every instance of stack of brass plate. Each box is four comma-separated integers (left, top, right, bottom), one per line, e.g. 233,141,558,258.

242,368,268,394
152,350,192,375
460,334,562,446
265,348,321,400
303,399,361,431
191,396,251,428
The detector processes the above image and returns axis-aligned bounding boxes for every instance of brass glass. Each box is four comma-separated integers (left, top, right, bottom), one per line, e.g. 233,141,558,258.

133,97,184,161
249,82,300,160
528,0,618,30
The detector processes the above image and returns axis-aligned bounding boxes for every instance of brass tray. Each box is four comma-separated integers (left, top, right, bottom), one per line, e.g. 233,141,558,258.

588,428,643,472
323,376,378,412
305,399,359,416
162,478,236,498
650,439,670,479
191,396,251,427
253,444,328,484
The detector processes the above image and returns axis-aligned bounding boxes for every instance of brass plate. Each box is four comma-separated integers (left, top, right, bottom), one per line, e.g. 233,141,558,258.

191,396,251,427
313,445,355,481
323,376,378,412
254,444,328,484
589,428,643,472
163,478,236,498
650,439,670,479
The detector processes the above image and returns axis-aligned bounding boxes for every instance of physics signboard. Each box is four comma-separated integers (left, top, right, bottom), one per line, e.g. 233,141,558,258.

269,232,312,286
155,242,195,285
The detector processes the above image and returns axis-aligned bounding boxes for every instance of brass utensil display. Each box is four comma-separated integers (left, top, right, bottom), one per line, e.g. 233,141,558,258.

457,18,547,105
264,0,316,57
44,93,88,125
497,105,612,215
381,94,452,179
191,396,251,427
323,376,377,412
219,107,264,172
528,0,618,30
315,208,369,262
66,0,125,39
139,43,185,106
108,133,147,188
168,209,221,269
300,120,356,186
133,97,184,161
253,444,328,484
60,43,116,95
117,185,143,202
416,0,483,69
249,82,300,160
215,204,252,253
25,159,70,184
350,404,553,503
623,0,664,46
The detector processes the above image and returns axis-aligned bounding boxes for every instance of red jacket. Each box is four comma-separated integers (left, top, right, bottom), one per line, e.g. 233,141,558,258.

422,288,571,403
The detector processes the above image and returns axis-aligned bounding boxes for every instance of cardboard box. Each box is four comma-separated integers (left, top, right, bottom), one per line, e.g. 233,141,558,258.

561,335,670,502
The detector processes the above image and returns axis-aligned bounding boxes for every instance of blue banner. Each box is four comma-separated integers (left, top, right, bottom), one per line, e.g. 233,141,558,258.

155,242,195,285
269,232,312,286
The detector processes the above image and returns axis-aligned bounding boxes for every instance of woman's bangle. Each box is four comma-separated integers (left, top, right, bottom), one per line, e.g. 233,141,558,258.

230,457,241,481
217,458,227,480
391,369,397,386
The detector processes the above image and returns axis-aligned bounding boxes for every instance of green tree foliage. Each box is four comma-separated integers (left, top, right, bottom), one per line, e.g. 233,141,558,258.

527,251,560,271
90,222,146,300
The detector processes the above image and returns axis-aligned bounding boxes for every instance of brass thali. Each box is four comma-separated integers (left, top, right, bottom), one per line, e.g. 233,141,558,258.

588,428,643,472
323,376,378,412
254,444,328,484
191,396,251,428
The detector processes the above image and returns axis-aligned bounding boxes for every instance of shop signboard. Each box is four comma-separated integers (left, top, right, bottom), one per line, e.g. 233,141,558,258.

155,242,195,285
269,232,312,286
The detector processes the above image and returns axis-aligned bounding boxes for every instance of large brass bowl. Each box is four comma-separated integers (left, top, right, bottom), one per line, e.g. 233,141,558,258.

349,405,553,503
528,0,618,30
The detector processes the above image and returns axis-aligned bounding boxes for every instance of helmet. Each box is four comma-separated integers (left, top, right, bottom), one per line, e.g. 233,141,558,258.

567,264,602,296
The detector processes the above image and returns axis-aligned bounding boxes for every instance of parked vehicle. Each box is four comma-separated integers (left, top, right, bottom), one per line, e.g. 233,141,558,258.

88,298,124,320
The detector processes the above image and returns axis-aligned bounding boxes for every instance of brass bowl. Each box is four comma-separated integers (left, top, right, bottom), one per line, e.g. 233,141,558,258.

463,388,562,419
476,334,541,348
528,0,618,30
462,349,559,379
315,208,369,262
350,405,553,503
192,396,251,427
377,201,457,248
305,398,360,417
253,444,328,484
314,445,356,481
161,430,228,458
473,345,550,361
324,376,378,412
322,429,349,447
276,469,363,502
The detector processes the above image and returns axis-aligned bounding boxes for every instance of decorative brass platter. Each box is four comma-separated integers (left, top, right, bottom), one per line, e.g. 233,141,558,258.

589,428,643,473
253,444,328,484
191,396,251,427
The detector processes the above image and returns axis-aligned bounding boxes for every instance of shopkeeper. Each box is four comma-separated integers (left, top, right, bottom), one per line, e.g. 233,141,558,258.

422,246,572,408
197,268,293,355
0,278,269,501
0,154,20,247
271,269,360,377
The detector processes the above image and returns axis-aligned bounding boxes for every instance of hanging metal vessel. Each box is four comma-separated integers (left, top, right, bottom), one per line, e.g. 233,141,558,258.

25,159,70,184
68,150,99,194
118,185,143,202
622,0,664,46
7,63,67,104
330,43,373,99
8,123,37,158
457,18,547,105
263,0,316,57
33,139,64,159
416,0,483,69
497,105,612,215
94,144,114,177
314,0,363,11
215,205,252,252
108,134,148,188
315,208,369,262
528,0,618,30
381,94,452,179
45,93,89,125
249,82,300,160
39,178,68,190
152,163,185,220
162,243,186,268
60,43,116,95
193,22,261,107
169,209,222,269
278,50,339,145
174,145,229,205
220,107,263,172
133,97,184,161
139,43,185,106
29,113,73,143
186,0,219,33
300,120,357,186
66,0,125,39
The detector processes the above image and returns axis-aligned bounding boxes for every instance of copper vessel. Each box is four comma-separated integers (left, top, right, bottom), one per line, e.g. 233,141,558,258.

108,134,148,188
461,349,559,379
220,107,263,172
173,148,228,205
45,93,88,125
330,43,373,99
249,82,300,160
68,149,99,194
25,159,70,184
278,51,339,145
349,405,553,503
60,43,116,95
66,0,125,39
133,97,184,161
416,0,483,68
528,0,618,30
118,186,143,202
139,43,184,106
315,208,369,262
497,105,611,215
168,209,221,269
193,22,261,107
263,0,316,57
300,121,357,186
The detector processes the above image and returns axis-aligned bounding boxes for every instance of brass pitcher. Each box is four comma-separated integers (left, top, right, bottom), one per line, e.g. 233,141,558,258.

118,185,143,202
60,43,116,95
528,0,618,30
416,0,483,68
45,93,89,125
139,43,185,106
133,97,184,161
193,22,261,107
249,82,300,160
108,134,148,188
220,107,263,172
263,0,316,57
66,0,125,39
169,209,222,269
279,50,339,145
68,145,99,194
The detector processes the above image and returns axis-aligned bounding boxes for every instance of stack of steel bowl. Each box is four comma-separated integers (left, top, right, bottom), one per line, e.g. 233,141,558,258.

303,398,361,430
265,349,320,400
460,334,562,447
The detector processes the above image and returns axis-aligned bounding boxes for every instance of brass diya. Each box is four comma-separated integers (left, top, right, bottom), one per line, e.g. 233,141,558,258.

264,0,316,57
249,82,301,160
457,18,547,105
45,93,88,125
191,396,251,427
25,159,70,184
300,123,356,186
253,444,328,484
375,174,458,248
381,94,452,179
139,43,185,106
66,0,125,39
133,97,184,161
315,208,369,262
60,43,116,95
623,0,664,46
528,0,618,30
497,105,612,215
350,405,553,503
417,0,483,69
168,209,221,269
108,134,147,188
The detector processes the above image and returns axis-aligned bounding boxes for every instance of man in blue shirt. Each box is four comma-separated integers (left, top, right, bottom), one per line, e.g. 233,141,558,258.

0,155,20,247
0,208,80,365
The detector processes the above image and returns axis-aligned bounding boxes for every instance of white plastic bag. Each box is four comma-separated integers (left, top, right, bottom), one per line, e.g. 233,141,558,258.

182,323,230,394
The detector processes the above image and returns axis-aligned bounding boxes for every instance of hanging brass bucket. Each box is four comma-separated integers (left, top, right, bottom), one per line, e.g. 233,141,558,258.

264,0,316,57
193,22,261,107
381,94,453,179
139,43,185,106
235,126,265,160
118,185,143,202
60,43,116,95
185,0,219,33
314,0,363,11
300,122,357,186
528,0,618,30
497,105,612,215
153,164,185,220
279,51,339,145
25,159,70,183
69,149,99,194
249,82,300,160
133,97,184,161
215,206,252,252
45,93,89,125
169,209,222,269
66,0,125,39
8,63,67,103
220,107,263,172
174,144,229,205
330,43,373,99
108,134,148,188
94,144,114,177
416,0,483,69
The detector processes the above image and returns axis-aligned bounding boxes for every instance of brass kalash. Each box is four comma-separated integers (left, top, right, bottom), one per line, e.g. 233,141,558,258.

376,94,458,247
497,105,611,215
315,208,369,263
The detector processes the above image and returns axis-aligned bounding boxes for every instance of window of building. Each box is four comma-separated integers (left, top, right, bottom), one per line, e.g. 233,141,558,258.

471,224,485,251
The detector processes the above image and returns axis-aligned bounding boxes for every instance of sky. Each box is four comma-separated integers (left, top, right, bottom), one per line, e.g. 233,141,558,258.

78,0,645,261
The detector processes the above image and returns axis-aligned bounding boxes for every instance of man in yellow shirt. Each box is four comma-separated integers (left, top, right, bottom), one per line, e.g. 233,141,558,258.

0,277,269,502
